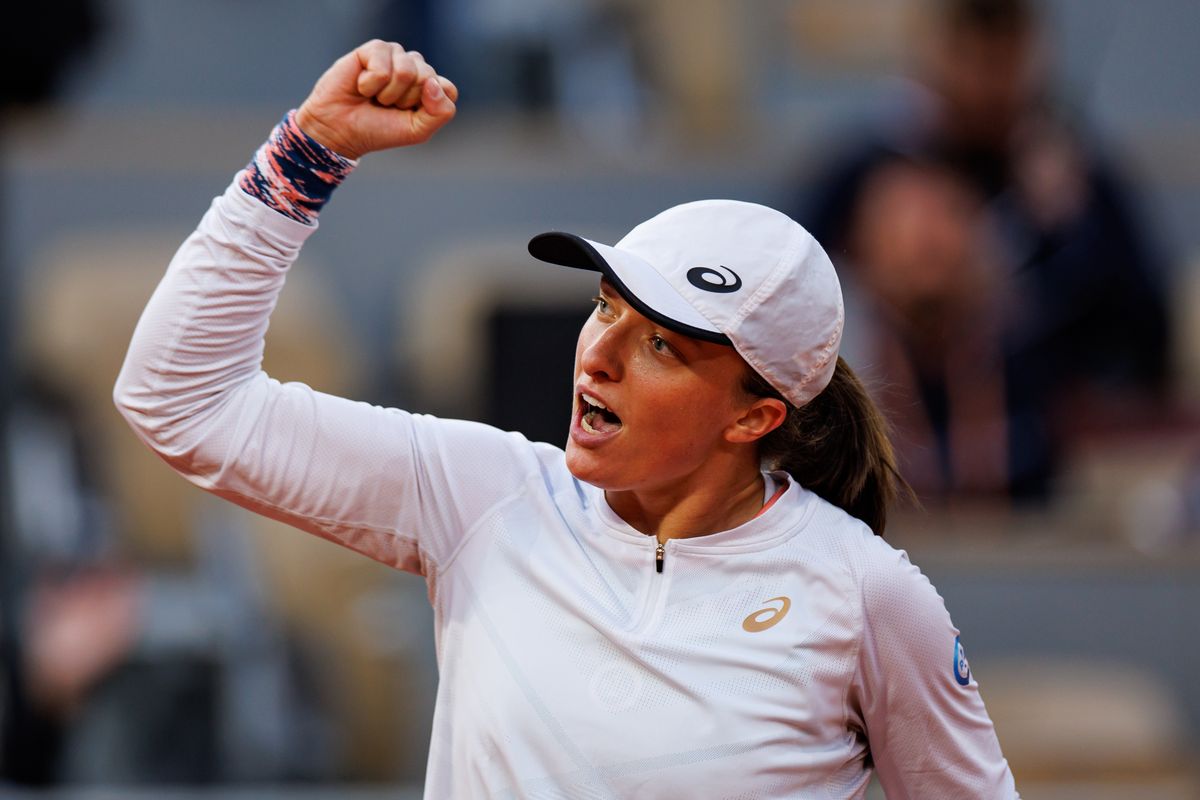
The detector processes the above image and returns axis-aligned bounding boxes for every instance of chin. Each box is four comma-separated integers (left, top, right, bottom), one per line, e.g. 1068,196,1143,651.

564,443,596,483
564,443,616,489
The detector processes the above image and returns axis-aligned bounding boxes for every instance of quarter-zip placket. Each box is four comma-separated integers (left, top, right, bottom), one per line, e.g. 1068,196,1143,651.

629,536,672,634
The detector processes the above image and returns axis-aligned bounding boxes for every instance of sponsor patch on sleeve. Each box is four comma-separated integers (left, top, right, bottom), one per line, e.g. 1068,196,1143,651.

953,635,971,687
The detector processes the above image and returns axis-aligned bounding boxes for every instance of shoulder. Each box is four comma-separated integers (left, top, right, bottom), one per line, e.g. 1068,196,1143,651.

785,489,884,574
788,491,944,621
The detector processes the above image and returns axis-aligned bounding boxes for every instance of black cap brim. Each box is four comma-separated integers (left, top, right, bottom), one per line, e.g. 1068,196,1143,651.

528,232,731,345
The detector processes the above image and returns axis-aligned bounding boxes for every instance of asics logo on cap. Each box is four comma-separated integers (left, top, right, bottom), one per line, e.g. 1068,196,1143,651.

686,266,742,294
742,596,791,632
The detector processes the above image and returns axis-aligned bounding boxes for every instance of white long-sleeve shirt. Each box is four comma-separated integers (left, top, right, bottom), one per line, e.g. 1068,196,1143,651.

114,180,1018,799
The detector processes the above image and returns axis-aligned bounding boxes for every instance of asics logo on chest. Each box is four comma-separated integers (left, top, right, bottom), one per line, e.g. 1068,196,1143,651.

742,596,791,632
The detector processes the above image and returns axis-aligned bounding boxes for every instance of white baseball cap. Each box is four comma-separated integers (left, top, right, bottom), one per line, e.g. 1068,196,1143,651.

528,199,844,407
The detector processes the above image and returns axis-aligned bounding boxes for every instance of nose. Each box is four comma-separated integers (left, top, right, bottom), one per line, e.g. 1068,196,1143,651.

577,319,625,383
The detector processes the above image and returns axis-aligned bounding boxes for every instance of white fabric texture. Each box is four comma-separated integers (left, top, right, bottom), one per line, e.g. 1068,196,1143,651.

114,180,1018,799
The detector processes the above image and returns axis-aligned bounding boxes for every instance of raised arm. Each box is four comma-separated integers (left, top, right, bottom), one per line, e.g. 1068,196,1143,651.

113,43,542,575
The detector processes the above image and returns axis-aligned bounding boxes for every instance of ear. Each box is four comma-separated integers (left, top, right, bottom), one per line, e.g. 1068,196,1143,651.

724,396,787,444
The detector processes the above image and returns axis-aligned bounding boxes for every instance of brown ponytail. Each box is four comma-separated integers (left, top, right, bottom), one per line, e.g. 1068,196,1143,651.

744,357,909,536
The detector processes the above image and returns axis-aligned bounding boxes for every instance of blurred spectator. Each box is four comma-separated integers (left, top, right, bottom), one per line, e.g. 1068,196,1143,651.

795,0,1173,503
2,372,186,783
850,157,1010,498
1,0,105,781
0,237,379,785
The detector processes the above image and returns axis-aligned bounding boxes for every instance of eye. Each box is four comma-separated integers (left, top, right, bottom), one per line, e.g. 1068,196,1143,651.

650,334,675,356
591,295,609,313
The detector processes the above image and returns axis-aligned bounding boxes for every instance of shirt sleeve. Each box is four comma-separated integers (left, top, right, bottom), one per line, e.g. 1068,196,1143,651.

114,164,548,577
849,541,1019,799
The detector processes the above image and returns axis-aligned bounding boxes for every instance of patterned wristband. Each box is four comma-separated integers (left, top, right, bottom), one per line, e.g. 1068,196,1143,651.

239,110,356,224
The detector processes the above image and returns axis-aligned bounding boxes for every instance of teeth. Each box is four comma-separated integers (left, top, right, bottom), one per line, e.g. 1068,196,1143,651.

581,413,599,434
581,393,607,410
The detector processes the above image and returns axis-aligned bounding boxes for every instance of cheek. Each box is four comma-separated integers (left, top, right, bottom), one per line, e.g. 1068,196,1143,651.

639,379,729,442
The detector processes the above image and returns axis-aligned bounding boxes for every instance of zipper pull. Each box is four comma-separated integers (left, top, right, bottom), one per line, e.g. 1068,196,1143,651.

655,541,665,574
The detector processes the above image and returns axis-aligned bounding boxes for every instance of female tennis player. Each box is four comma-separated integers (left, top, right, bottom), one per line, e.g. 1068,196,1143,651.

115,40,1017,798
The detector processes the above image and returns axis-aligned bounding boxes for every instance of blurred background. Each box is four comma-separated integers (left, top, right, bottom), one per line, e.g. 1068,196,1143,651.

1,0,1199,797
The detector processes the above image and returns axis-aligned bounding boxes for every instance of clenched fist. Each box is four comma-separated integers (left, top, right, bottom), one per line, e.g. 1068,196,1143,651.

295,40,458,160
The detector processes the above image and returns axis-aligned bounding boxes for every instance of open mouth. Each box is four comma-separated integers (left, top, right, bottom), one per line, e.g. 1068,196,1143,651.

579,392,623,435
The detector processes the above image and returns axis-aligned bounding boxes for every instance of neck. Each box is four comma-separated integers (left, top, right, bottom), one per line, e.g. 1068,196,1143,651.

605,459,767,543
